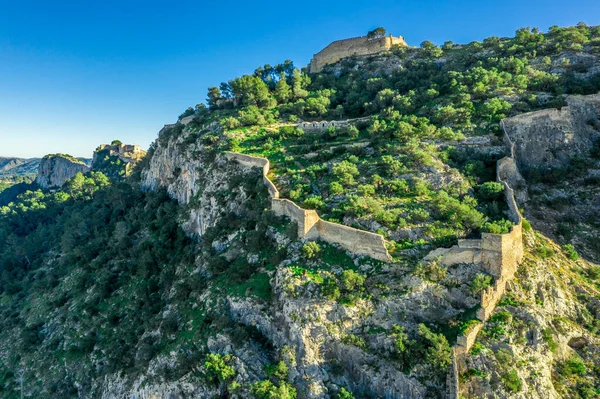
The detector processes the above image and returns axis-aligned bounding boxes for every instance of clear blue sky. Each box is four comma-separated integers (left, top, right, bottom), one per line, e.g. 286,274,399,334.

0,0,598,158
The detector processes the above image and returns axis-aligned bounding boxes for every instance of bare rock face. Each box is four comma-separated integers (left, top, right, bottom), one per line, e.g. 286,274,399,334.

502,93,600,171
460,233,600,399
141,124,250,238
35,154,90,189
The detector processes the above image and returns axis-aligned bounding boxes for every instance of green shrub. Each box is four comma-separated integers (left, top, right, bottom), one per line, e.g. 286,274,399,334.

357,184,376,196
205,353,235,382
266,360,289,380
333,160,360,185
303,195,325,210
411,178,431,196
387,179,410,195
391,324,409,354
494,347,512,363
414,260,448,282
221,116,241,129
341,334,367,350
301,242,321,259
322,278,341,301
433,191,485,232
536,245,555,259
561,355,587,376
280,126,304,138
470,342,485,355
501,369,522,392
251,380,297,399
408,208,430,223
341,270,365,292
417,324,452,370
337,387,355,399
490,310,513,325
329,182,344,196
541,328,558,352
470,273,492,295
381,155,406,175
482,219,513,234
562,244,579,261
522,218,532,232
587,265,600,280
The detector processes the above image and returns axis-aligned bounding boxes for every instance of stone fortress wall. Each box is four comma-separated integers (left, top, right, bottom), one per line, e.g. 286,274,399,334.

445,93,600,396
96,143,143,155
501,93,600,170
228,145,524,398
433,154,524,356
443,125,528,399
308,34,407,73
297,116,371,131
94,143,147,175
224,152,392,262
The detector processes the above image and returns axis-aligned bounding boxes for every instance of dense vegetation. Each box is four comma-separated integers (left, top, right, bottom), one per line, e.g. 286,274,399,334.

1,23,600,398
174,23,600,258
0,171,200,395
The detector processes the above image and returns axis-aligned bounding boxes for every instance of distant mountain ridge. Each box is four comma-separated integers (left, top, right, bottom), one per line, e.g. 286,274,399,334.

0,157,41,178
0,156,91,179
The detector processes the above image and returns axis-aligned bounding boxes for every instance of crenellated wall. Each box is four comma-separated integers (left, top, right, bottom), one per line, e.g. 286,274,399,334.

225,151,393,262
445,156,523,356
297,116,371,131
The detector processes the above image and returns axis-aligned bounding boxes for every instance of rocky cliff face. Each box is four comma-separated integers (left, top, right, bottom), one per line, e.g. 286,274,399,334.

35,154,90,189
141,124,253,238
131,122,501,398
460,231,600,398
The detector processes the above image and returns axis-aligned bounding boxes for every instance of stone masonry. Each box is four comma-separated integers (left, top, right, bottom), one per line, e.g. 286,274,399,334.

501,92,600,170
93,143,147,175
224,152,392,262
308,34,407,73
297,117,371,131
442,123,528,398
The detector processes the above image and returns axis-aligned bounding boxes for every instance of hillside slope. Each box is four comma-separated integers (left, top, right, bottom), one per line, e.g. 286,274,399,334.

0,24,599,399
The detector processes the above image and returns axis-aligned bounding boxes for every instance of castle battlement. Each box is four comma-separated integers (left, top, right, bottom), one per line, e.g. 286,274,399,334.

308,34,407,73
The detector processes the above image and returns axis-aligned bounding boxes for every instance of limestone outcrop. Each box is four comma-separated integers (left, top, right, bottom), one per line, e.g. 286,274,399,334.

35,154,90,190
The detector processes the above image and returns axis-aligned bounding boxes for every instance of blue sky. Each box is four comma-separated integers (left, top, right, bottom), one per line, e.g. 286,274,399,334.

0,0,598,158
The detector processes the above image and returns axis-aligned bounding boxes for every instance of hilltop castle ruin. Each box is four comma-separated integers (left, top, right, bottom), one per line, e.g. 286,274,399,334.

308,34,407,73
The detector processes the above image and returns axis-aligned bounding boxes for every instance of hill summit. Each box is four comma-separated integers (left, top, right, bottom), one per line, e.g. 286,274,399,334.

0,24,600,399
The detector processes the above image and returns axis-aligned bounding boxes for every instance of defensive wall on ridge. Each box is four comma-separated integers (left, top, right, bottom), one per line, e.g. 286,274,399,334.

501,93,600,170
224,152,392,262
442,126,526,398
308,34,407,73
222,117,525,398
